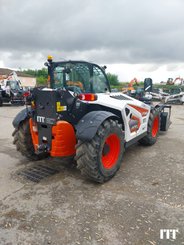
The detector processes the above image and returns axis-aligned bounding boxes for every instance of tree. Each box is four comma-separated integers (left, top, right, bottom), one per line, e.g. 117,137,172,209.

36,76,47,85
106,73,119,86
22,68,48,86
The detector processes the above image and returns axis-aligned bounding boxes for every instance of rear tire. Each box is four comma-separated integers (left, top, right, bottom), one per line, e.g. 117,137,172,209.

13,119,48,161
75,119,124,183
139,109,160,146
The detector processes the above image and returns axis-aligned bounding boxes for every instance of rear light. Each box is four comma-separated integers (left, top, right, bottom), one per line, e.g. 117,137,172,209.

23,91,30,97
78,93,98,101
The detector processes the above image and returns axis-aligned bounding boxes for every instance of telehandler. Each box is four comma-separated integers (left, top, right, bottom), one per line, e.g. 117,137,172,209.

12,56,171,183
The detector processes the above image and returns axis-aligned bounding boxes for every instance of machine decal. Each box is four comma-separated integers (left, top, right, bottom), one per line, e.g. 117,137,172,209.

128,104,149,117
37,116,45,123
45,118,56,125
36,116,55,125
56,101,67,112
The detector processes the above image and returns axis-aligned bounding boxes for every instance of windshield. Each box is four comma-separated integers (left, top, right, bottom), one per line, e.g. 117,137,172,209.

53,62,109,93
7,81,22,90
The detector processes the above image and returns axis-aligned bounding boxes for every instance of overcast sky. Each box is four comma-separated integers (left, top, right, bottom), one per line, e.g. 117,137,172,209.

0,0,184,82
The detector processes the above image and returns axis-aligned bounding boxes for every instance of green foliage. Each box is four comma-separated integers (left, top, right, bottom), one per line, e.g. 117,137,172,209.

22,68,48,86
106,73,120,86
111,85,122,91
36,76,47,85
154,84,180,89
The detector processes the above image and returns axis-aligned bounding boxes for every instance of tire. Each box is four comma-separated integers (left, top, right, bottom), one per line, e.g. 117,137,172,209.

139,109,160,146
12,119,48,161
75,119,124,183
0,98,3,106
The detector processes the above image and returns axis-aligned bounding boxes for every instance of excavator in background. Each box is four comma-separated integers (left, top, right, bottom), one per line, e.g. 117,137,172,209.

166,77,184,85
122,78,152,103
122,78,139,94
128,78,139,94
166,78,174,85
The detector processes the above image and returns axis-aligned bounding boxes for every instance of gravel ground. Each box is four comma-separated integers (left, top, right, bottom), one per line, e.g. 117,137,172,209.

0,104,183,245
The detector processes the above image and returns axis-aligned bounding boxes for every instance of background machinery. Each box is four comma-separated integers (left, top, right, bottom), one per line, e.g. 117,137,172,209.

0,72,27,106
164,88,184,104
122,78,139,95
12,57,171,183
122,78,152,103
166,77,184,86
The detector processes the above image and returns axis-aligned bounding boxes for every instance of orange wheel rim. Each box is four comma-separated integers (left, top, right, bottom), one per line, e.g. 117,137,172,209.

101,134,120,169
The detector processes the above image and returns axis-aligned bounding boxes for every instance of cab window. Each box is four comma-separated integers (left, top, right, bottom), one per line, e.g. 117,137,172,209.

92,65,109,93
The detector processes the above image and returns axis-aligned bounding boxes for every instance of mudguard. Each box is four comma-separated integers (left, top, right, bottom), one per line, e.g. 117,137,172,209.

75,111,119,141
12,107,32,128
154,104,172,131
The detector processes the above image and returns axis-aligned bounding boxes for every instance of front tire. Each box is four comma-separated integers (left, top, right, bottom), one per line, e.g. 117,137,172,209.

139,109,160,146
75,119,124,183
13,119,48,161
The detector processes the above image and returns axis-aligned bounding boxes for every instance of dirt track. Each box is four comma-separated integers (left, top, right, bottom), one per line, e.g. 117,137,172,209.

0,105,184,245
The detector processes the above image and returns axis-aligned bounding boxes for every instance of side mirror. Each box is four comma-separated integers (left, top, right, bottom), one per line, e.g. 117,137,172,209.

144,78,153,92
102,65,107,70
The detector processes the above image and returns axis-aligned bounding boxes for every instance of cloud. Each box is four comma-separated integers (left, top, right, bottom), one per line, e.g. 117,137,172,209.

0,0,184,70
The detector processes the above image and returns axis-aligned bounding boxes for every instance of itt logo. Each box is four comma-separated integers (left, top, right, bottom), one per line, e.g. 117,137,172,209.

37,116,45,123
160,229,179,240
